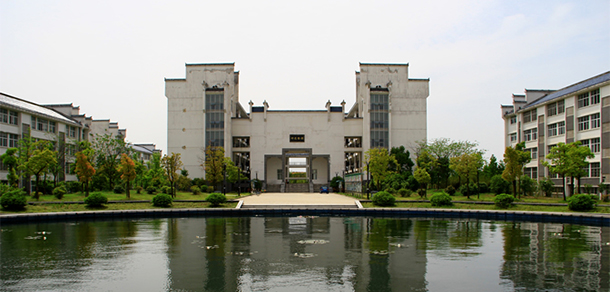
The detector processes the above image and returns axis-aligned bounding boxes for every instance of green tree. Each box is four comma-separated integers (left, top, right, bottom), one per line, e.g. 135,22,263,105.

20,148,57,199
450,152,484,199
413,167,431,197
92,134,130,190
389,146,414,174
543,142,593,200
203,146,225,190
483,154,505,178
565,142,594,195
502,142,531,199
119,154,136,199
162,152,183,198
146,152,165,188
1,148,19,187
416,138,483,188
365,148,398,190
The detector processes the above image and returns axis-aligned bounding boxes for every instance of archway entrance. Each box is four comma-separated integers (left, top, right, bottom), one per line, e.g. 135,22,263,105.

264,149,329,193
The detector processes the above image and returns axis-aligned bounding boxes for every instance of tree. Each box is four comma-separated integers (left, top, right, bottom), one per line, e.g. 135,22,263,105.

565,142,594,195
389,146,415,174
415,139,483,188
413,168,431,197
483,154,504,178
20,148,57,200
502,142,531,199
145,152,165,189
1,148,19,187
119,154,136,199
92,134,130,190
75,151,96,197
202,146,225,190
17,136,46,196
365,148,398,190
162,152,183,198
450,152,484,199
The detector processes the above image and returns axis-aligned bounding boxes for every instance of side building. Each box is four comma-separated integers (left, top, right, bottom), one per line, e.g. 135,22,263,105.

501,71,610,193
166,62,429,192
1,92,159,185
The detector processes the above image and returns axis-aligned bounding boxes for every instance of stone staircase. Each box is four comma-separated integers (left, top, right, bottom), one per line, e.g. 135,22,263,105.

285,183,310,193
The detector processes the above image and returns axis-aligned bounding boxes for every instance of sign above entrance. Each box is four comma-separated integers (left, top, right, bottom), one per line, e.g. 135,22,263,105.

290,134,305,143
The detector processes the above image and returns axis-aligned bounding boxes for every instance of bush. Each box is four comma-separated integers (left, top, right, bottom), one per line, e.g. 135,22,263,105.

583,184,594,194
490,175,510,195
430,193,453,207
84,192,108,207
459,183,478,196
53,186,67,200
398,188,411,197
191,185,201,195
146,186,157,195
0,184,12,196
372,191,396,207
567,194,597,211
66,181,81,193
539,178,554,197
161,186,171,194
206,186,215,193
445,185,456,196
407,176,419,191
152,193,173,207
113,185,124,194
1,189,27,210
494,193,515,209
330,176,344,191
136,186,143,194
385,187,397,195
206,193,227,207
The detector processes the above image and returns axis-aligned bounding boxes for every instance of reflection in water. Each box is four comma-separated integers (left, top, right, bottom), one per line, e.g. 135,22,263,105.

0,217,608,291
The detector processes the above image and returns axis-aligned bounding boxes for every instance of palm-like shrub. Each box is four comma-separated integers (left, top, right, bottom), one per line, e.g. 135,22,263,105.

372,191,396,207
430,193,453,207
1,189,27,210
494,193,514,209
84,192,108,207
206,193,227,207
152,194,173,207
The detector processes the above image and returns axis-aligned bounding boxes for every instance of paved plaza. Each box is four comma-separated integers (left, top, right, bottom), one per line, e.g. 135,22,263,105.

239,192,359,208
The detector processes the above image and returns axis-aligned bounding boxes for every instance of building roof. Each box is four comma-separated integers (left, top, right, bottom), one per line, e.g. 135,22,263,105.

524,71,610,109
0,92,81,126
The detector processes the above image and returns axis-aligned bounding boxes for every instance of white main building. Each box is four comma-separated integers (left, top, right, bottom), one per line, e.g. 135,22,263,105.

166,63,429,192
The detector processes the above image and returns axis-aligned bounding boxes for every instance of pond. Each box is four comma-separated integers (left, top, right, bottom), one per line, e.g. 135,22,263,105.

1,216,608,292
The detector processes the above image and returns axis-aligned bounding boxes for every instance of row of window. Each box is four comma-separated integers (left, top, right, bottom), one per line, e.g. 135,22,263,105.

0,108,19,125
523,128,537,141
578,113,600,131
577,89,600,108
547,100,565,117
525,163,601,179
547,121,565,136
0,132,19,148
523,109,537,123
514,111,601,142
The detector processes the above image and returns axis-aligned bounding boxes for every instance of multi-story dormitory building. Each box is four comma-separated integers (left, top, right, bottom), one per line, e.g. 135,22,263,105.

502,71,610,194
166,62,429,192
0,92,160,185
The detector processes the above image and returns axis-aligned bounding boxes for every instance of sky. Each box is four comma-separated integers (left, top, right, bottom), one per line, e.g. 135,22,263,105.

1,0,609,161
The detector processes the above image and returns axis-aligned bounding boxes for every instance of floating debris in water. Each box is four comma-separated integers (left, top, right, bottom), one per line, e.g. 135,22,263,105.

370,250,391,255
294,253,316,258
0,229,12,232
24,236,42,240
389,243,404,248
195,236,206,239
297,239,329,245
36,231,51,235
227,251,254,256
206,245,220,250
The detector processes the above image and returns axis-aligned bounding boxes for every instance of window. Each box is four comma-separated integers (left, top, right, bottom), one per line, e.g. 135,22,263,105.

370,91,389,148
49,121,56,133
509,116,516,124
345,152,362,174
345,137,362,148
547,100,565,116
312,169,318,180
233,137,250,148
1,132,19,148
523,128,537,141
0,108,18,125
578,88,601,108
590,162,601,177
581,138,601,153
578,113,600,131
277,169,283,180
547,121,565,136
510,133,517,142
591,113,601,129
205,91,225,147
523,109,537,123
548,144,557,156
526,147,538,159
524,167,537,179
0,132,6,147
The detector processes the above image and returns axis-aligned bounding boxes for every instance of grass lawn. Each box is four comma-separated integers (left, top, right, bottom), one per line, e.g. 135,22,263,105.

360,202,610,213
0,201,239,214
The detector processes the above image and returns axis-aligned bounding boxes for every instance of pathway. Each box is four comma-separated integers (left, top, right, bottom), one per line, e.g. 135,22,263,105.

238,192,360,208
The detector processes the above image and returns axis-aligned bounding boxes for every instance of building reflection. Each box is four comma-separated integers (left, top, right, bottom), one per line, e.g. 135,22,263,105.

501,222,609,291
166,216,427,291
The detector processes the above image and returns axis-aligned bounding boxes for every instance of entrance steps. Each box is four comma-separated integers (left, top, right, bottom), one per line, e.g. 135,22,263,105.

285,183,310,193
240,204,358,209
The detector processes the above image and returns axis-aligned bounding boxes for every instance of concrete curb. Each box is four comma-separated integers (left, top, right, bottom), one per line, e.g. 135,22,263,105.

1,207,608,226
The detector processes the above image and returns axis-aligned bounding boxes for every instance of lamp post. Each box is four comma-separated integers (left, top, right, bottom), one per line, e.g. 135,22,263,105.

237,164,241,197
223,163,227,196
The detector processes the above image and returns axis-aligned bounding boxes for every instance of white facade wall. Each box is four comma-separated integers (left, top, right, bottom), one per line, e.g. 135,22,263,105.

166,63,429,188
